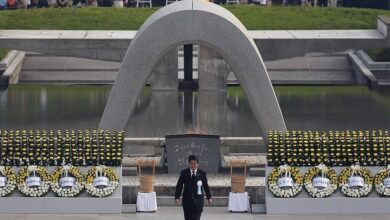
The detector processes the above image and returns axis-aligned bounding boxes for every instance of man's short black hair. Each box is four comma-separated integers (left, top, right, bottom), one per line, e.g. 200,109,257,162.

188,155,199,163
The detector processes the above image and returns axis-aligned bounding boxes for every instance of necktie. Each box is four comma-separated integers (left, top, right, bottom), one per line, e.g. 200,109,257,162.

192,171,196,179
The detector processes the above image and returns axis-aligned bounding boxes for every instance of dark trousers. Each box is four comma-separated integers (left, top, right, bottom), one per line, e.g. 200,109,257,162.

183,200,202,220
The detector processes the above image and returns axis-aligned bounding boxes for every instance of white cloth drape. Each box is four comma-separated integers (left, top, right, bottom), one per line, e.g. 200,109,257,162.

228,192,251,212
136,192,158,212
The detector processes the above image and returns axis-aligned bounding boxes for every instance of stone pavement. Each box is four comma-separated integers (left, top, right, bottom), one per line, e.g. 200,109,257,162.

0,24,388,62
0,207,389,220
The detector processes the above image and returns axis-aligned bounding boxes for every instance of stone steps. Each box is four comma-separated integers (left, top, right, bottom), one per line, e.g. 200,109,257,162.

122,166,265,177
19,70,116,84
19,53,362,86
128,185,265,197
372,70,390,86
122,203,266,214
378,80,390,86
122,185,266,206
373,70,390,79
121,176,266,205
121,154,267,172
0,51,25,88
156,196,229,207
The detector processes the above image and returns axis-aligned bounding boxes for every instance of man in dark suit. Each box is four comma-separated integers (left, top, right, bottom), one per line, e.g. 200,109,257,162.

175,155,212,220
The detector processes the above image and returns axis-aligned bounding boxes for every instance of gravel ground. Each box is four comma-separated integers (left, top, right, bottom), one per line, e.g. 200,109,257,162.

224,155,266,166
122,156,161,167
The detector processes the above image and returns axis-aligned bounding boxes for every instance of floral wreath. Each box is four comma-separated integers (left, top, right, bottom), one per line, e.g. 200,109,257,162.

267,165,303,198
85,165,119,197
304,164,337,198
17,166,51,197
0,166,17,197
51,165,85,197
339,165,373,197
374,165,390,197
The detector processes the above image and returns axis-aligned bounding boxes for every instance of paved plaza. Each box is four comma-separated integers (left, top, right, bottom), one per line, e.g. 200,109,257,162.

1,1,390,219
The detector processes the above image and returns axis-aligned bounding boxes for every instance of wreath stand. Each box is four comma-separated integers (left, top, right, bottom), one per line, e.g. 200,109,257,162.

136,160,157,212
266,166,390,214
0,166,122,214
228,160,250,212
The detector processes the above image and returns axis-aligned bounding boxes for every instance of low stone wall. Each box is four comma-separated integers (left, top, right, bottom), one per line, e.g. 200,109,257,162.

0,50,25,88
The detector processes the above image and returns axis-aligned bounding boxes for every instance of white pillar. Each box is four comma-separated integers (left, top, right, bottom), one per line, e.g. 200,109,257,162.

151,49,179,91
198,46,229,91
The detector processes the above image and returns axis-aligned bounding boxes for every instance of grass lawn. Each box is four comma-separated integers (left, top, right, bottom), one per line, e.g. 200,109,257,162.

0,49,9,61
0,5,389,30
1,6,390,61
366,48,390,62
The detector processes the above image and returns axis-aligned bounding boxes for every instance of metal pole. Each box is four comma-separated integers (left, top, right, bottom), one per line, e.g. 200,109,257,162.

179,44,198,90
184,44,193,82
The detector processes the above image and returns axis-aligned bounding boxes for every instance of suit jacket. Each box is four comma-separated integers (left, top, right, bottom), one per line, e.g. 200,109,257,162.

175,168,211,210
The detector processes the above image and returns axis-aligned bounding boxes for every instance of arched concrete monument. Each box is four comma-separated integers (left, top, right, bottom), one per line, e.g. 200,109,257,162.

99,0,287,140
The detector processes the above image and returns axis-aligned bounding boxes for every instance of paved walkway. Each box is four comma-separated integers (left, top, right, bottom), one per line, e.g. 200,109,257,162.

0,207,389,220
0,30,385,40
0,27,388,62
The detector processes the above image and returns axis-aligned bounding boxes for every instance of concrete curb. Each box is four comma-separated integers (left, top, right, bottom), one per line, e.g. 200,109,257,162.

0,51,25,88
355,50,390,86
348,52,378,89
0,50,19,70
357,50,390,70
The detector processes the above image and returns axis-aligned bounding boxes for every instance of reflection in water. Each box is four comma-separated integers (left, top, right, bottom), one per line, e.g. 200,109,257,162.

276,86,390,131
0,85,111,130
0,85,389,137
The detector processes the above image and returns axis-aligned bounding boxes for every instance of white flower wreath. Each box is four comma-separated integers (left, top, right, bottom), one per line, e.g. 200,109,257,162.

374,165,390,197
51,165,85,197
0,166,17,197
339,165,373,198
304,164,338,198
17,166,51,197
267,165,303,198
85,165,119,197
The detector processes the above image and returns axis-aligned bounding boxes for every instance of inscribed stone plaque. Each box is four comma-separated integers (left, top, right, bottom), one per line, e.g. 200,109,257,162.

165,134,221,174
